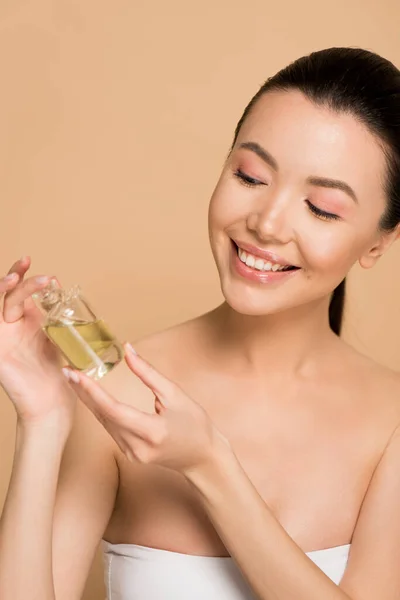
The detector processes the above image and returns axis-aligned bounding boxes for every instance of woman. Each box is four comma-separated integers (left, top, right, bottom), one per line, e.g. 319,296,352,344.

1,46,400,600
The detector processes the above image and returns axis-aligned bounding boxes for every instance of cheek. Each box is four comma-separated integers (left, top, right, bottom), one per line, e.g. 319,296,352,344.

208,181,227,255
299,227,359,273
208,173,248,230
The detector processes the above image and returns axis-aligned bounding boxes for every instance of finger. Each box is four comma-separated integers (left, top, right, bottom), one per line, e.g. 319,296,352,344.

0,256,30,304
154,396,166,415
62,368,155,437
0,272,20,296
6,255,31,279
123,343,176,404
3,274,52,323
0,273,20,323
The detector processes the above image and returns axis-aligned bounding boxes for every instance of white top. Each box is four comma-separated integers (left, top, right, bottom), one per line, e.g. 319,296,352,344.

102,540,351,599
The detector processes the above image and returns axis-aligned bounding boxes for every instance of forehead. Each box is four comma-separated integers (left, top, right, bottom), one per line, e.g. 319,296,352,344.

236,90,387,204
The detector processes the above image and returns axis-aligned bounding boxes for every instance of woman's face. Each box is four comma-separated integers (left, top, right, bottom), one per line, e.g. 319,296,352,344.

208,89,391,316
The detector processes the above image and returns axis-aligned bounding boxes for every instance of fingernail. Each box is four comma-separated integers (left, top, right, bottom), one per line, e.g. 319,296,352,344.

36,276,50,284
19,256,29,262
4,273,17,281
62,368,80,383
126,343,137,355
69,370,80,383
62,368,70,381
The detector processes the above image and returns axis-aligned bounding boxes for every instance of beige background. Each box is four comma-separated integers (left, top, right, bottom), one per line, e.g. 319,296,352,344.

0,1,399,598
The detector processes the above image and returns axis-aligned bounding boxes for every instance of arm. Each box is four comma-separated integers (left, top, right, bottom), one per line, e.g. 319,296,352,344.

61,348,400,600
186,424,400,600
186,447,352,600
0,398,119,600
0,258,118,599
0,412,69,600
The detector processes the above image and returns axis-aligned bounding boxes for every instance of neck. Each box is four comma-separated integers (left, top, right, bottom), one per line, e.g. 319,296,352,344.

206,297,339,378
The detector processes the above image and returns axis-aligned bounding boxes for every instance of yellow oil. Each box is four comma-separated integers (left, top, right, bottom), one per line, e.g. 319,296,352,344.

44,318,124,378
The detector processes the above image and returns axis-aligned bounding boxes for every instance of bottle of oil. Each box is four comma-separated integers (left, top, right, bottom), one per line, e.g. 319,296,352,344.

32,279,125,380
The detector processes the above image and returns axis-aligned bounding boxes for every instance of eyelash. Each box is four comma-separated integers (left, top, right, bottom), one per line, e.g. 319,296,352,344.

233,168,340,222
304,200,340,221
234,168,264,188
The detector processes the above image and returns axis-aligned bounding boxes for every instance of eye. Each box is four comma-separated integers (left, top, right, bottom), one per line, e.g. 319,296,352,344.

233,168,265,188
305,199,340,222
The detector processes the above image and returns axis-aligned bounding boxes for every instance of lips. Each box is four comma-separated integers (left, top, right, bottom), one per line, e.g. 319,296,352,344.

232,239,300,270
237,247,296,272
230,244,300,283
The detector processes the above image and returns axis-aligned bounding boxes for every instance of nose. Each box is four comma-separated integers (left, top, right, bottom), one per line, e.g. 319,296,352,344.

246,190,294,244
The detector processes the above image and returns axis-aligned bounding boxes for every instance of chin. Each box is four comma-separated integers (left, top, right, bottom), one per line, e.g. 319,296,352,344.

219,280,285,316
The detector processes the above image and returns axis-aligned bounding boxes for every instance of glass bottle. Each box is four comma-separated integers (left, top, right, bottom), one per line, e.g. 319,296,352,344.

32,279,125,380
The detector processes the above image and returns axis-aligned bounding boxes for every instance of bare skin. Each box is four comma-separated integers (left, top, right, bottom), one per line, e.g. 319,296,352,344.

101,310,400,556
2,89,400,599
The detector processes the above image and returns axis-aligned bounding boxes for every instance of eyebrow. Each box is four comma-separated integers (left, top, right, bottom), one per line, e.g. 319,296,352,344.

238,141,359,205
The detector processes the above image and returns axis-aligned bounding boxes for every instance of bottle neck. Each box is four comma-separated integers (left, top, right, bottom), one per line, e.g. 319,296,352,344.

32,280,82,320
32,279,64,314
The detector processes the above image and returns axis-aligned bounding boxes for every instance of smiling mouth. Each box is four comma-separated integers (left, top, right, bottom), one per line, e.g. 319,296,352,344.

232,242,300,273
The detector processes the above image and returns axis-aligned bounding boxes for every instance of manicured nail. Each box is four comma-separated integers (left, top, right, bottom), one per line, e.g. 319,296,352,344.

36,276,50,284
62,368,80,383
4,273,17,281
126,342,137,355
62,368,70,380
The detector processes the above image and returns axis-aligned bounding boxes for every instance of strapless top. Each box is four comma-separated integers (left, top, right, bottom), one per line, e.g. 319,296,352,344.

102,540,351,599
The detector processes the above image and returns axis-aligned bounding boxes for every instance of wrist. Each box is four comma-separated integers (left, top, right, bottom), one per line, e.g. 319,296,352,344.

16,408,72,446
184,436,238,496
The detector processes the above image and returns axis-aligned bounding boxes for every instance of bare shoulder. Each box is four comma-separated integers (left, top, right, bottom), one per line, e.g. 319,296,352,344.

101,313,208,411
337,346,400,596
132,316,204,364
338,338,400,435
341,339,400,396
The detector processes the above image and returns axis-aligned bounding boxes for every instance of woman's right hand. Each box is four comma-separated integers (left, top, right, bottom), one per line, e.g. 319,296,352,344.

0,256,77,428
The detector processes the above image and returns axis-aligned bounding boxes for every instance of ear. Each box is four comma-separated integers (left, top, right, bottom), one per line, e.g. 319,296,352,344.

359,224,400,269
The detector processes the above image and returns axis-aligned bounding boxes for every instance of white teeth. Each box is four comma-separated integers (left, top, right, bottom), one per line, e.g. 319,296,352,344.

237,246,290,272
246,255,256,268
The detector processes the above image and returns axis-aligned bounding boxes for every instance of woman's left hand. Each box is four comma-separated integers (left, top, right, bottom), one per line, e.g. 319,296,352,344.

62,343,231,476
